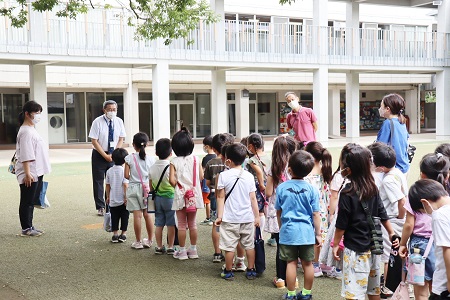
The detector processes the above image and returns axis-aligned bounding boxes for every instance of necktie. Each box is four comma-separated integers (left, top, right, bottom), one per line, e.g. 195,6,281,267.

108,120,114,154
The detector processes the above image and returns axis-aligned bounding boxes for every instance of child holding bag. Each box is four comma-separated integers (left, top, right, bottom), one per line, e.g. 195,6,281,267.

124,132,155,249
169,127,204,260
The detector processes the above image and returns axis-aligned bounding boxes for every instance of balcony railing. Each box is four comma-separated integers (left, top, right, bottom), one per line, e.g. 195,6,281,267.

0,8,448,67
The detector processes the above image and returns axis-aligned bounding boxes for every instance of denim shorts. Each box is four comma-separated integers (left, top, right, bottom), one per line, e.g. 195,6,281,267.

154,195,175,227
409,234,435,281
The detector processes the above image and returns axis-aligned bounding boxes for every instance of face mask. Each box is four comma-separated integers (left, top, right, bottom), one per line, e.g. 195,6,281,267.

288,100,300,110
32,113,41,124
378,107,385,118
203,147,208,154
422,200,435,216
106,111,117,119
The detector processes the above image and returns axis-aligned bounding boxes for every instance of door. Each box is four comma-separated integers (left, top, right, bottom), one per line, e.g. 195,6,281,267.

170,103,195,137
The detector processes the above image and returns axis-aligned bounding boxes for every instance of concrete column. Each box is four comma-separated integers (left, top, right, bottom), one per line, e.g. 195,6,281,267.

346,1,360,59
235,89,249,139
313,67,329,142
436,0,450,59
328,88,341,137
124,70,139,143
345,71,360,139
405,88,419,134
152,62,170,141
313,0,328,62
211,70,228,134
210,0,225,56
29,64,49,144
436,68,450,139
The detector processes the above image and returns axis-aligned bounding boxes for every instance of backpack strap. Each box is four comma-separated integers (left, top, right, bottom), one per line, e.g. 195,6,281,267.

423,236,434,259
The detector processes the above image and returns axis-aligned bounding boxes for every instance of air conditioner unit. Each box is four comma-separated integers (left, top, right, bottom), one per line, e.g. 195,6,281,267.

433,1,442,5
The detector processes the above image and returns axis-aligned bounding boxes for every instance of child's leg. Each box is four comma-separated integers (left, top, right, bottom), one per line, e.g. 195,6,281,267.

224,251,235,271
286,260,298,291
274,233,287,280
245,248,255,269
143,210,154,241
205,202,210,219
413,283,429,300
186,210,198,246
167,226,175,248
212,224,221,253
176,210,187,247
301,260,314,290
119,204,129,236
155,226,164,248
110,205,119,236
236,243,245,259
133,210,142,241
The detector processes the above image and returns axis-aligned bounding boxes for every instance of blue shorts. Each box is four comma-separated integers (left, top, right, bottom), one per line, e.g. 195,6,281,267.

409,234,435,281
154,195,176,227
208,192,216,212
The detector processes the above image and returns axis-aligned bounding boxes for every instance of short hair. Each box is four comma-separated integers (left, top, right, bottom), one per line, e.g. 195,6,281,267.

436,143,450,158
171,127,194,157
408,179,448,212
202,135,213,147
212,133,233,154
284,91,297,99
368,142,396,168
155,138,172,159
19,100,43,125
225,143,247,166
289,150,315,179
112,148,128,165
103,100,117,109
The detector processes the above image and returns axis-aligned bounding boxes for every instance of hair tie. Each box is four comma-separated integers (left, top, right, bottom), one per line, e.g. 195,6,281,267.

437,153,443,159
141,142,145,146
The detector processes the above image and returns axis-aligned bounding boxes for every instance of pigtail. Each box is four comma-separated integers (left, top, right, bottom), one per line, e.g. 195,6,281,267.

321,148,333,184
139,143,146,160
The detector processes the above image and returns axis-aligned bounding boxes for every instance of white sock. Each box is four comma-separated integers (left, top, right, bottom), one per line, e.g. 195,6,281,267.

180,246,186,251
236,256,245,262
189,245,197,250
259,215,265,232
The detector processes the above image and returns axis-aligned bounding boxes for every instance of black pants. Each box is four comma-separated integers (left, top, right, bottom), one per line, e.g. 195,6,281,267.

91,150,113,210
274,233,287,280
19,175,43,230
110,204,129,232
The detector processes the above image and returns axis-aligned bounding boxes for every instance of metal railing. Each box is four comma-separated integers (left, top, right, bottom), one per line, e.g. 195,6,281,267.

0,8,448,67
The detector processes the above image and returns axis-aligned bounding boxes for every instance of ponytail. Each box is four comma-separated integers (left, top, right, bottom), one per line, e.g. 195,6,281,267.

139,144,146,160
321,148,333,184
18,112,25,125
132,132,149,160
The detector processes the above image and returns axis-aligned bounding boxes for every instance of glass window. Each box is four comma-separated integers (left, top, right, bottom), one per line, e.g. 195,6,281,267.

138,93,152,101
227,93,235,101
66,92,86,142
196,93,211,137
139,102,153,141
47,93,64,114
86,92,105,139
170,93,194,101
1,94,23,144
257,93,276,135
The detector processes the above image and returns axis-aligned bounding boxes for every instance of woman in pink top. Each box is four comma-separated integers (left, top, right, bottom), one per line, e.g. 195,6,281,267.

285,92,318,142
399,153,449,299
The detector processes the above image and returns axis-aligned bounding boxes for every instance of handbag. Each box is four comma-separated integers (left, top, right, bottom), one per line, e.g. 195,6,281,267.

133,154,150,198
34,181,50,209
360,198,383,255
103,205,112,232
177,157,197,213
407,236,433,286
147,164,170,213
254,226,266,274
389,119,416,163
8,152,17,174
392,267,410,300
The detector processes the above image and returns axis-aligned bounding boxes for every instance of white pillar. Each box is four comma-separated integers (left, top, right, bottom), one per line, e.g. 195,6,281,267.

235,89,249,139
328,88,341,137
210,0,225,56
124,70,139,143
211,70,228,134
436,0,450,59
313,0,328,62
346,71,360,139
29,64,49,144
346,1,360,59
313,67,329,142
152,62,170,141
436,68,450,140
405,88,419,134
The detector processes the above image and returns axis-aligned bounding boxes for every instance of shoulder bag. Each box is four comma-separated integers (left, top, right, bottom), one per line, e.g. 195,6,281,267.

360,199,384,255
177,156,197,213
147,164,170,213
389,119,416,163
8,152,17,174
407,236,434,286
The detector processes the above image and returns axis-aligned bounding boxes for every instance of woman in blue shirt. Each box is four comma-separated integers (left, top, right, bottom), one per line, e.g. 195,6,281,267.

377,94,410,174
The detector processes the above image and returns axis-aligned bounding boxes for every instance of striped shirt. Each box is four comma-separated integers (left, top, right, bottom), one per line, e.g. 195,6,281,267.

105,165,129,207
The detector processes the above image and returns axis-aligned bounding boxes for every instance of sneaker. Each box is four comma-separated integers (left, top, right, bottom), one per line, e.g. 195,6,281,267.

267,238,277,247
97,208,104,216
200,218,213,226
20,229,42,237
142,238,152,248
31,226,44,234
235,260,247,272
380,285,394,299
296,292,312,300
118,234,127,243
221,270,234,281
273,277,286,289
187,248,199,259
111,235,119,243
155,246,165,254
281,293,297,300
173,249,189,260
166,248,175,255
313,263,323,277
325,267,342,280
131,241,144,249
213,253,224,263
246,268,257,280
320,264,333,275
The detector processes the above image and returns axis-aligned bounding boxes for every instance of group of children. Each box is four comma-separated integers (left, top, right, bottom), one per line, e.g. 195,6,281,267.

103,127,450,300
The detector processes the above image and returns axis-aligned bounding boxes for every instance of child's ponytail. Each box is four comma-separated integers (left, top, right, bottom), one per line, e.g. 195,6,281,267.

304,141,332,184
132,132,149,160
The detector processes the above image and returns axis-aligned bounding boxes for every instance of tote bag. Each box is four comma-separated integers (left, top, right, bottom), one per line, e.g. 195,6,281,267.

254,227,266,274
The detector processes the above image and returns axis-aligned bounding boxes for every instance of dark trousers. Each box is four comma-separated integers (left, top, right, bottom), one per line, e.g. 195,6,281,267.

110,204,129,232
91,150,113,210
274,233,287,280
19,175,43,230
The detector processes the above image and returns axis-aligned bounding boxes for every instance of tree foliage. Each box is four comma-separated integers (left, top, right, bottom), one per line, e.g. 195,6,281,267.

0,0,218,45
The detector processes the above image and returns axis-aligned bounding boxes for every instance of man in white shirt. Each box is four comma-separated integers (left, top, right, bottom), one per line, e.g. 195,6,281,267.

88,100,126,216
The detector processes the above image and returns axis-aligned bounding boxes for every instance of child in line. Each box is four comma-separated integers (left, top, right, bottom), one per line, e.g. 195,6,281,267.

368,142,407,297
247,133,271,232
265,135,297,289
105,148,129,243
200,135,216,226
276,150,321,300
333,143,397,300
169,127,204,260
149,138,176,255
124,132,155,249
399,153,447,299
304,141,332,277
435,143,450,194
215,143,260,281
408,179,450,300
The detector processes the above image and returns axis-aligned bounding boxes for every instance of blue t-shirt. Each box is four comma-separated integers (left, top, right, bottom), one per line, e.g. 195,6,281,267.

377,118,410,173
275,179,320,246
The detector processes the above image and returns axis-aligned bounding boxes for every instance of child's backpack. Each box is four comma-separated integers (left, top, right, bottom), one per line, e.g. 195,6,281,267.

178,157,197,213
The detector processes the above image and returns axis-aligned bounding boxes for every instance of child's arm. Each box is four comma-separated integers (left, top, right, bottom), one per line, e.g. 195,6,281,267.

333,228,345,260
250,191,260,227
169,164,177,187
199,165,204,182
313,211,322,246
443,247,450,293
276,209,282,229
149,179,154,191
249,162,265,191
265,175,274,198
123,183,128,205
397,197,406,219
329,189,339,218
382,219,399,248
124,163,130,180
214,187,225,226
399,211,414,258
105,184,111,205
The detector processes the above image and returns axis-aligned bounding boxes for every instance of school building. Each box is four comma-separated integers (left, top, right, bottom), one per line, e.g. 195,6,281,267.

0,0,449,145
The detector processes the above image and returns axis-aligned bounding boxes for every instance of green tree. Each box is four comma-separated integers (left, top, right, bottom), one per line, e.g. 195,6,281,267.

0,0,219,45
